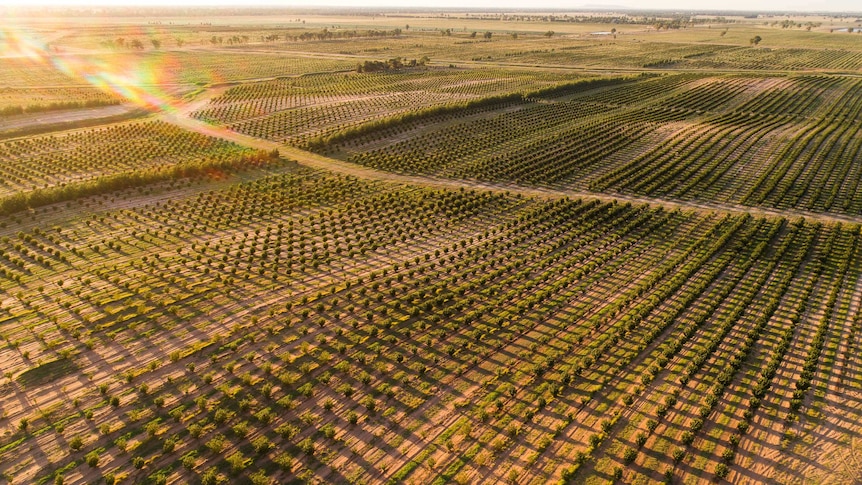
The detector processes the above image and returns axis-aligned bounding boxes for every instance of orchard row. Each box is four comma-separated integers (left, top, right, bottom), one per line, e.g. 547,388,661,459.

338,73,862,216
0,168,859,484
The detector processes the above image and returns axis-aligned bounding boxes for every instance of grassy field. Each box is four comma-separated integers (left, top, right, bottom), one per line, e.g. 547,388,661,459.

2,7,862,485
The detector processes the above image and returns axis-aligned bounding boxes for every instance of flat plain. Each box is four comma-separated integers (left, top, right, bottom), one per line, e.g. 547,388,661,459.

2,7,862,485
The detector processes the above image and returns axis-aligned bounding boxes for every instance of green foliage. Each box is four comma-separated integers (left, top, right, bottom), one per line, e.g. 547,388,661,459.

69,436,84,451
200,467,220,485
226,451,250,475
85,450,99,467
0,146,277,216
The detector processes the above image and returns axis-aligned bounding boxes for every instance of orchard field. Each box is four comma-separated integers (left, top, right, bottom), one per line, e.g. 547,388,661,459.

2,6,862,485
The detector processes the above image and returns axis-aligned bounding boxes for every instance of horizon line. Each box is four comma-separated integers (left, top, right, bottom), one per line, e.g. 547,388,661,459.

2,4,861,16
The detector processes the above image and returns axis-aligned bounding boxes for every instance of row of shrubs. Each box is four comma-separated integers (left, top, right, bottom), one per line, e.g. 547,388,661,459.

0,149,279,216
0,99,121,117
305,75,650,151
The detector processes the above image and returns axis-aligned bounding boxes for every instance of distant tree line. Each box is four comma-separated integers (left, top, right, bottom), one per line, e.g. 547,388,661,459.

96,28,403,50
272,28,403,43
0,99,121,117
435,13,735,26
100,38,161,50
355,57,429,73
768,20,821,29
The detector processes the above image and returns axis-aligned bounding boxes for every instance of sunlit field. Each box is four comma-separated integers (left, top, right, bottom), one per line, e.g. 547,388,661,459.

2,6,862,485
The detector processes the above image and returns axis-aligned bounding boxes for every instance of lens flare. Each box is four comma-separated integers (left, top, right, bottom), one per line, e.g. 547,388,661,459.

0,26,47,61
1,26,180,113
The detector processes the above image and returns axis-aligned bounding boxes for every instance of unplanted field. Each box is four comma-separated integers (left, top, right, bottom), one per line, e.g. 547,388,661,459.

0,168,860,485
226,26,862,72
490,41,862,72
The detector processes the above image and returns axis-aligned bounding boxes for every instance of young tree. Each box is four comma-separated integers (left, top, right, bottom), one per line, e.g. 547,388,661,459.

200,467,219,485
69,435,84,451
226,451,250,475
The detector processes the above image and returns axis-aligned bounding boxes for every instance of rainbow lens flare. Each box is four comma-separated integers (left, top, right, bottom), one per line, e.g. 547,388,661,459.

1,26,182,113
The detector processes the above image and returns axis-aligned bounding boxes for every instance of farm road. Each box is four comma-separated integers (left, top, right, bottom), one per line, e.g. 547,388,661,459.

161,91,862,227
0,104,138,132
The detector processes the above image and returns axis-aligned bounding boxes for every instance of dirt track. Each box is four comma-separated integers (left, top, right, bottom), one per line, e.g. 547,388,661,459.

0,104,138,132
161,93,862,227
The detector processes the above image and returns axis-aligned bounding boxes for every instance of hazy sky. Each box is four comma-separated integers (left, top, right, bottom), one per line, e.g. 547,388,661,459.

2,0,860,13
